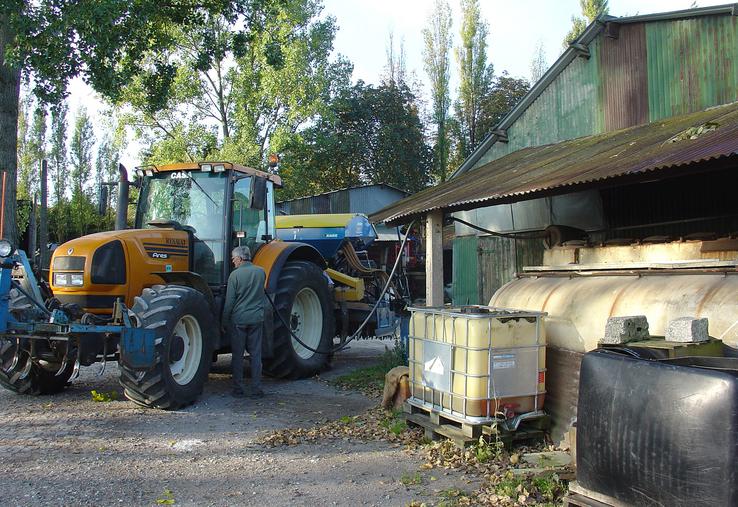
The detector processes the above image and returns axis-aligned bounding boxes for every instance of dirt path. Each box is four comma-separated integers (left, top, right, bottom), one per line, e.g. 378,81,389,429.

0,340,471,506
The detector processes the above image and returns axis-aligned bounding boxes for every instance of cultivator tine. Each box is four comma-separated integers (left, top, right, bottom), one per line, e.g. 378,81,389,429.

8,338,21,372
16,354,32,380
70,355,81,380
17,340,37,380
97,341,107,376
55,352,70,377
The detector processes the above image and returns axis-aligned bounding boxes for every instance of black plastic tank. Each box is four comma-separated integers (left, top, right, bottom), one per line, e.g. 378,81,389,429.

576,349,738,507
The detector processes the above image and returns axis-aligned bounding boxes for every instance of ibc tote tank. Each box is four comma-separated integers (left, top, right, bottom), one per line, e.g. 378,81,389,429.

408,306,546,423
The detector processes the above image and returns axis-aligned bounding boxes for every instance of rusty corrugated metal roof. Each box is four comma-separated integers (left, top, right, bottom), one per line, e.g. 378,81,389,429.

371,101,738,225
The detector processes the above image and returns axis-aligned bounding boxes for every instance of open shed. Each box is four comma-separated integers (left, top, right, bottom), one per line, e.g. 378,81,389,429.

371,4,738,439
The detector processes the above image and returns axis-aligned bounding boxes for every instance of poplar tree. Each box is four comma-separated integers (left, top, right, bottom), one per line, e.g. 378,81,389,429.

454,0,493,159
564,0,609,47
530,40,547,83
48,101,68,205
69,108,94,198
422,0,453,182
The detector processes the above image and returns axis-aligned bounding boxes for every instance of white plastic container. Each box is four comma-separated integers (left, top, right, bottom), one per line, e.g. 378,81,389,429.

408,306,546,423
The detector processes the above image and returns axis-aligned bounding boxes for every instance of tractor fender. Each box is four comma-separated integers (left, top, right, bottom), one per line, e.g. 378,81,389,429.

253,241,327,294
151,271,215,308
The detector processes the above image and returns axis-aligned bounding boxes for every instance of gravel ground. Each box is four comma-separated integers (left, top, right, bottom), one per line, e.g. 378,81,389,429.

0,340,470,506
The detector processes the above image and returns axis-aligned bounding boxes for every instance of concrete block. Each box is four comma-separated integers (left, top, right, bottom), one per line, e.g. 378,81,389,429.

602,316,649,344
666,317,709,343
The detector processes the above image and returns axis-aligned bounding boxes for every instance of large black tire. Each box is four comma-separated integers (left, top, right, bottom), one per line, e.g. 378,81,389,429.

264,261,334,379
120,285,214,410
0,288,73,395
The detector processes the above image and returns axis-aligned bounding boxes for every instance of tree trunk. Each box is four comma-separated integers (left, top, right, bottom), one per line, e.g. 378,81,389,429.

0,10,21,244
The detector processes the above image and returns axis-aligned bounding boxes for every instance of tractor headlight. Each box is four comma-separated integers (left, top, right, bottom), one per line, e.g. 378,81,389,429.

54,272,84,286
0,239,13,257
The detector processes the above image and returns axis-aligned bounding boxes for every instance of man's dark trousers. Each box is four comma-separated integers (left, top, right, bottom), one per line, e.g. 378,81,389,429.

231,323,263,394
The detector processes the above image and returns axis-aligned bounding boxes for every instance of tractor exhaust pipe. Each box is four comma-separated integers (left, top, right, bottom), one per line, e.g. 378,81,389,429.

116,164,129,231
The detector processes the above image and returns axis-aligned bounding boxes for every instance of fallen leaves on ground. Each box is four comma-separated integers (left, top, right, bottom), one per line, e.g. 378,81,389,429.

259,406,571,505
258,407,423,447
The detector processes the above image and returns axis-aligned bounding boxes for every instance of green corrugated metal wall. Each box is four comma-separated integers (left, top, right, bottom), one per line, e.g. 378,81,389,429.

646,16,738,121
452,236,479,305
475,39,604,167
453,236,545,306
474,15,738,168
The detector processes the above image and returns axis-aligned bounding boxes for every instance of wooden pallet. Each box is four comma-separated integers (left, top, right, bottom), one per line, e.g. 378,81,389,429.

563,492,613,507
403,402,482,447
403,402,547,448
563,482,628,507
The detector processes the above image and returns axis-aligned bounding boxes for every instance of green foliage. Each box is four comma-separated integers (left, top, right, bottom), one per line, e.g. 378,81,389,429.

563,0,609,48
49,101,68,205
422,0,453,182
90,390,118,402
532,474,566,502
437,488,469,507
495,475,524,498
7,1,256,106
17,101,46,200
400,471,422,486
454,0,494,160
480,72,530,132
331,340,407,396
472,435,503,463
380,409,408,435
279,81,431,199
122,0,351,169
69,108,95,197
155,488,175,505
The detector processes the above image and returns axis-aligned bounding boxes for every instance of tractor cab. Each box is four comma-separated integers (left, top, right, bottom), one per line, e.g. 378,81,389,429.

133,162,280,286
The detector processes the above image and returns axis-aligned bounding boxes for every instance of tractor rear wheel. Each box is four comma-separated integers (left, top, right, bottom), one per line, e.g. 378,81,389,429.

264,261,334,379
120,285,214,410
0,288,73,395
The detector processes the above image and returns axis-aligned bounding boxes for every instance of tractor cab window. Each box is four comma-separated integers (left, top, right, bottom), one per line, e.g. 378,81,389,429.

232,176,271,255
138,171,228,284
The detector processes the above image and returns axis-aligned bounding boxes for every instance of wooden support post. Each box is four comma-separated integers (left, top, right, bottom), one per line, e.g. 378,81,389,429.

425,210,444,306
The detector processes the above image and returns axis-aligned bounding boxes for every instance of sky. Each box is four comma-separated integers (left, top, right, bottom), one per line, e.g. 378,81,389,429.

66,0,726,169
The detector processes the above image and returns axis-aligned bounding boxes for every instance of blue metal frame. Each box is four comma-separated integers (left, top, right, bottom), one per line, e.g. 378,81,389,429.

0,250,156,370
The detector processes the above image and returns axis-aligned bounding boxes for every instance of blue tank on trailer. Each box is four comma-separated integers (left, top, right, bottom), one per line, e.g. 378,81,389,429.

275,213,377,261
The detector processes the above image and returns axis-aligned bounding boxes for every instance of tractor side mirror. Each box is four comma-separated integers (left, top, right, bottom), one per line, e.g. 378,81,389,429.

249,177,267,210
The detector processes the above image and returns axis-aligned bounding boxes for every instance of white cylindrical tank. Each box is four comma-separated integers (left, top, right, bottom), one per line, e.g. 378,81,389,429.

490,273,738,351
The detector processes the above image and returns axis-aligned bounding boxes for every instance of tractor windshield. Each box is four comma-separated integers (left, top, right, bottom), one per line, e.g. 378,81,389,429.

137,171,228,284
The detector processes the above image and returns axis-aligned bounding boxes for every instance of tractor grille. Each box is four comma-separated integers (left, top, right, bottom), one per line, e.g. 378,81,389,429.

52,256,86,271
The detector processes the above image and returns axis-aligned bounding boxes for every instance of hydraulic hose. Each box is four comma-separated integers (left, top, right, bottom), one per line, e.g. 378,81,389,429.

265,220,417,355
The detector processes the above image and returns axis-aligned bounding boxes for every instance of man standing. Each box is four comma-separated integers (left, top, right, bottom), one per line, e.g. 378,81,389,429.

223,245,266,398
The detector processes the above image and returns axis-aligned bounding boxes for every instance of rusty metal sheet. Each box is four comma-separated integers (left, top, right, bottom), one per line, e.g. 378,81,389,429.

600,23,649,130
371,101,738,225
544,347,583,444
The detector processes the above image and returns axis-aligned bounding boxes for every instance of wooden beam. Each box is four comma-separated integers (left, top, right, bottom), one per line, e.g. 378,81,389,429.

425,210,444,306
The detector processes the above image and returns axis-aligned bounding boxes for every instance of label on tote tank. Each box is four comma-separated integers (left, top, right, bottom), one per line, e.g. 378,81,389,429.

492,353,516,370
422,341,452,392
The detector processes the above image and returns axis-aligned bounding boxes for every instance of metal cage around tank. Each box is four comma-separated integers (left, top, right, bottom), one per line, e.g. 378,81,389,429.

407,306,547,425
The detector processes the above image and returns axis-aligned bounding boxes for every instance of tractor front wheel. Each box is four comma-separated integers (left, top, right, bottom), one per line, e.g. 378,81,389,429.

120,285,214,410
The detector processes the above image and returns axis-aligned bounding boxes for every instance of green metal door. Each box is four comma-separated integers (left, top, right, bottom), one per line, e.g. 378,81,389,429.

452,236,479,305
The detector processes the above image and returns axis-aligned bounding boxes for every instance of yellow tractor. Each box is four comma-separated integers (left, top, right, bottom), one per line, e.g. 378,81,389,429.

43,162,336,408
